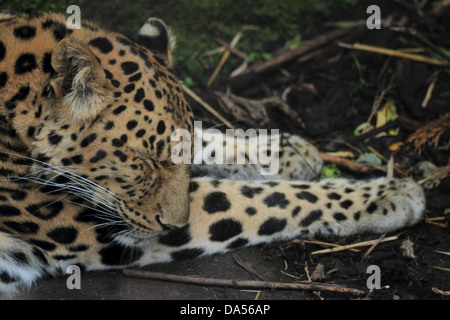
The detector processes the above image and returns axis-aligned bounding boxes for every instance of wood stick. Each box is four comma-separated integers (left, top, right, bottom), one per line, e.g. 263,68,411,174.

320,152,374,174
367,146,407,177
216,38,248,59
340,42,450,67
232,253,265,281
208,32,242,86
361,233,387,261
233,28,351,77
397,114,423,131
421,75,438,108
291,239,360,252
390,27,450,64
182,84,236,130
123,269,365,295
311,235,399,255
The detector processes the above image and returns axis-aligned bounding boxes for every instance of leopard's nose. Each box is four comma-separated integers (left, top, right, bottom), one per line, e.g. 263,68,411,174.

156,215,179,231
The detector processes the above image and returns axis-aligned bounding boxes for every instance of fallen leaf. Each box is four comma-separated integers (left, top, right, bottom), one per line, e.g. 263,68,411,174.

388,142,403,151
400,239,417,259
376,99,399,136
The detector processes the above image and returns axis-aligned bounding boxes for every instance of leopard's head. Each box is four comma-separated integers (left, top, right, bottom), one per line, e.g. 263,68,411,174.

27,17,193,241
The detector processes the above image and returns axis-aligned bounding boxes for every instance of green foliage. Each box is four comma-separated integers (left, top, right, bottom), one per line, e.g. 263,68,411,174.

352,54,368,89
320,164,342,180
3,0,357,84
165,0,358,82
356,152,382,165
1,0,66,13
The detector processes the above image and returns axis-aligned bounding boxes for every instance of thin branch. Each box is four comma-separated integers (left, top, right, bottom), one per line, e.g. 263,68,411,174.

339,42,450,67
351,119,400,143
234,28,352,77
390,27,450,64
208,31,242,86
232,253,265,281
291,239,360,253
367,146,407,177
361,233,387,261
123,269,365,295
311,235,399,255
320,152,374,174
216,38,248,59
182,84,236,130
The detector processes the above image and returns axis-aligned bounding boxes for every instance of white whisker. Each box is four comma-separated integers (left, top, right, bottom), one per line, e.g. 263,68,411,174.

3,151,120,201
3,151,147,244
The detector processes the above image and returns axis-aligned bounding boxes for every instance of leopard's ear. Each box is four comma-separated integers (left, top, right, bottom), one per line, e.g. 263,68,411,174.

134,17,175,67
51,37,111,123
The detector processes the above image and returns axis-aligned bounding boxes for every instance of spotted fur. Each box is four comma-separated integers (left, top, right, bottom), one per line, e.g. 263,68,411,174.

0,13,425,297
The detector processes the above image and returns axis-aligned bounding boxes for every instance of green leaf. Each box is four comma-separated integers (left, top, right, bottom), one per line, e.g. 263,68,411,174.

286,34,302,50
320,164,342,180
353,122,373,137
324,20,368,28
245,52,260,63
352,54,367,88
261,52,272,61
184,76,195,87
376,99,399,136
433,266,450,272
356,152,382,165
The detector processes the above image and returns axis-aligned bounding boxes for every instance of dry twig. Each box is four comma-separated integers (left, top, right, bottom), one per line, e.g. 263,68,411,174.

406,112,450,154
208,32,242,86
421,75,438,108
232,253,265,281
339,42,450,67
425,217,448,228
320,152,374,174
367,146,407,177
311,235,399,255
361,233,387,261
216,89,300,128
216,38,248,59
432,287,450,296
390,27,450,64
352,119,400,143
234,28,352,78
362,75,396,135
291,239,360,253
182,84,236,130
123,269,365,295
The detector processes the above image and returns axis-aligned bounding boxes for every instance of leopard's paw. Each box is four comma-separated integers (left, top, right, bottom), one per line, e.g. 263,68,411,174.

276,133,323,181
351,178,425,234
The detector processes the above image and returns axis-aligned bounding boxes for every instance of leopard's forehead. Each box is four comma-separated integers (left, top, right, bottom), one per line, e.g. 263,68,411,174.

82,25,192,130
87,37,192,163
1,12,192,130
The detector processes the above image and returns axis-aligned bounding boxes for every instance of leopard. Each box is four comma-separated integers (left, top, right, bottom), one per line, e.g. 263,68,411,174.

0,12,425,297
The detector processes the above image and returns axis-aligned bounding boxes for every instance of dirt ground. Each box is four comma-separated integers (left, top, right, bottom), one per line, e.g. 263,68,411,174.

14,0,450,300
15,223,450,300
